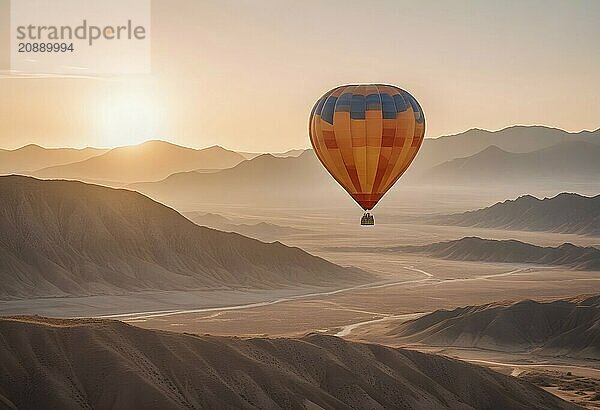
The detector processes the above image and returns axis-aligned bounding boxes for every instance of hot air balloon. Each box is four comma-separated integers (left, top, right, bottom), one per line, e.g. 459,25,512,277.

309,84,425,225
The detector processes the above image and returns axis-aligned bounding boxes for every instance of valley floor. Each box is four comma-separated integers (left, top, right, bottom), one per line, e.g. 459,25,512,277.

3,205,600,407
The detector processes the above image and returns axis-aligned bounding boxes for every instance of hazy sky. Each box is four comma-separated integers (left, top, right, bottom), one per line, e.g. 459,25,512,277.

1,0,599,151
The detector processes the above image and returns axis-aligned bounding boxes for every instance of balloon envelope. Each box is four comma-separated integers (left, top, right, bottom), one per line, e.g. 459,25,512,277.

309,84,425,210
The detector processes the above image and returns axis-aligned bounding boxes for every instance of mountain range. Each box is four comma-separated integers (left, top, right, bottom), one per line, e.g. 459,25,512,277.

184,212,307,242
1,126,598,206
423,141,600,184
238,148,307,160
32,140,245,183
0,316,575,409
128,127,600,207
129,144,600,209
130,151,348,207
0,176,367,299
394,237,600,270
409,125,600,173
389,295,600,360
0,144,107,174
426,192,600,236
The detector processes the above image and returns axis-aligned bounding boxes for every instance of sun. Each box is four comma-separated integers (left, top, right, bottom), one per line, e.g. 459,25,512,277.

96,88,164,147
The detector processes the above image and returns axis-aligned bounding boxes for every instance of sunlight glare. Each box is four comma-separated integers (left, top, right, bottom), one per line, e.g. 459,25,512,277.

97,88,164,147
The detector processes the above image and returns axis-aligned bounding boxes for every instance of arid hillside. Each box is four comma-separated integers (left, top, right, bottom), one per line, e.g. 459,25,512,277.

0,176,367,299
130,151,348,207
426,192,600,236
394,237,600,270
0,317,577,409
390,295,600,360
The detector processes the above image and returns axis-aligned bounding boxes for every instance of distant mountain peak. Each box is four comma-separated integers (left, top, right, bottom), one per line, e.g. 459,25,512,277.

256,153,278,159
444,124,592,139
479,144,508,154
203,144,231,152
31,139,246,183
424,138,600,184
427,192,600,236
120,139,189,150
513,194,539,202
18,143,44,150
498,124,562,132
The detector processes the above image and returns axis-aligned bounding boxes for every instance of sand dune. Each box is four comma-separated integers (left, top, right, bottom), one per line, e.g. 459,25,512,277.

0,144,106,175
426,192,600,236
33,140,245,183
389,295,600,360
0,316,576,409
0,176,368,299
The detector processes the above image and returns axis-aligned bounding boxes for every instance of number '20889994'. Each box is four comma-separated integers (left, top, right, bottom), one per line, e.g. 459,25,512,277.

18,43,74,52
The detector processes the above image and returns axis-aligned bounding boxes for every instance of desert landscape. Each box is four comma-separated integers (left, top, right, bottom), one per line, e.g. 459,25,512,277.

1,125,599,408
2,1,599,408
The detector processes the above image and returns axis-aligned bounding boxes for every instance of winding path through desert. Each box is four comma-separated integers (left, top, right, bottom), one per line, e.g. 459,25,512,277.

334,312,427,337
100,275,435,321
466,359,600,378
100,264,527,322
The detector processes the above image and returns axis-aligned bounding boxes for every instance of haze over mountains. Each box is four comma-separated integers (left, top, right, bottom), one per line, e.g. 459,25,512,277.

427,193,600,236
32,140,245,183
424,141,600,184
130,151,348,207
1,125,596,180
124,126,600,207
0,144,107,174
238,148,307,160
0,176,367,299
395,237,600,270
0,126,597,206
390,295,600,360
409,126,600,173
0,317,576,409
185,212,307,242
